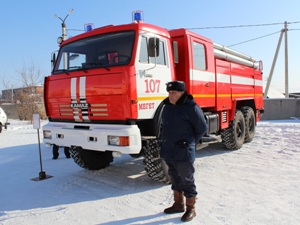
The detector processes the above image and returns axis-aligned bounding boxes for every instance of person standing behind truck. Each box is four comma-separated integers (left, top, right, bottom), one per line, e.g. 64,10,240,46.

160,81,207,222
52,145,71,159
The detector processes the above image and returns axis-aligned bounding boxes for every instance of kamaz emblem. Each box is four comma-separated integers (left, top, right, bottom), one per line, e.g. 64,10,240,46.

70,103,89,108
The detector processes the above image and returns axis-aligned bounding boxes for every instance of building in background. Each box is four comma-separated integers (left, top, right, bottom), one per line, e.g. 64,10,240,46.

0,86,45,120
1,86,43,104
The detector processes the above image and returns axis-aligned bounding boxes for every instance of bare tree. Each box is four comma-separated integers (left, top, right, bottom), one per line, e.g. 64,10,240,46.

17,63,43,87
1,62,46,122
14,62,45,122
2,76,14,89
1,76,14,103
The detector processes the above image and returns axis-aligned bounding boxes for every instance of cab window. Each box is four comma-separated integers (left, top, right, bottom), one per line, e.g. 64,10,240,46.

193,42,206,70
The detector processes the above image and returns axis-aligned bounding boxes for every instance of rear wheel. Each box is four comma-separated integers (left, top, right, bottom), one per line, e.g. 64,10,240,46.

70,147,113,170
143,139,171,184
0,124,2,133
221,110,245,150
242,107,256,143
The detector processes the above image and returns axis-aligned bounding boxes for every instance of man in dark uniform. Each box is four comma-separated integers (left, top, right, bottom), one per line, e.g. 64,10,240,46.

160,80,207,222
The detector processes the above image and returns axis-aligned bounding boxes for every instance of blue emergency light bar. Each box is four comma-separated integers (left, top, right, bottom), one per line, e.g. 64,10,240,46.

132,10,143,22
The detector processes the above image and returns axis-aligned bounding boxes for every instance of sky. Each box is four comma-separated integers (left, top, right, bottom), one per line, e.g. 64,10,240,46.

0,0,300,93
1,119,300,224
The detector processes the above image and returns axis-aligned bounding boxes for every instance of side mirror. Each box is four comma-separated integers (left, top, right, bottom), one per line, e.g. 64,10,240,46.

148,37,160,57
51,52,56,70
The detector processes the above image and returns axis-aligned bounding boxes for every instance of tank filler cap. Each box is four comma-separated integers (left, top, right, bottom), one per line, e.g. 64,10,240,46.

132,10,143,23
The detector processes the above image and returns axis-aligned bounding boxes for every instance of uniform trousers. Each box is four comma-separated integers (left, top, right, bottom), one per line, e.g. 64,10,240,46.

165,160,197,198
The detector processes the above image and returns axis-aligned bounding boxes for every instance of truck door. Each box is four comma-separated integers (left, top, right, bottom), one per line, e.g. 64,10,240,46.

190,38,215,108
135,35,172,119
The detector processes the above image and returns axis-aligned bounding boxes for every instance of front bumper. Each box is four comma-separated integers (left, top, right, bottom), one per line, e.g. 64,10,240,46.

42,122,142,154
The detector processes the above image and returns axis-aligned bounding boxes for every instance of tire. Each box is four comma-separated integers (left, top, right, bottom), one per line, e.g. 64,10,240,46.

242,107,256,143
0,124,2,133
221,110,245,150
70,147,113,170
142,139,171,184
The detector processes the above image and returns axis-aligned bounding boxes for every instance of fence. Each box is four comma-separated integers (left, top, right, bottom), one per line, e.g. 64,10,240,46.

261,98,300,120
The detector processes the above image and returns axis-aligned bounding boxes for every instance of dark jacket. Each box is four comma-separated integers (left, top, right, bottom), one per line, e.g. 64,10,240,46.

160,92,208,162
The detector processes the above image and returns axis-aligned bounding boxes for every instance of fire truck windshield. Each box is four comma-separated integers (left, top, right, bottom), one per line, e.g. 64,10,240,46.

53,31,135,73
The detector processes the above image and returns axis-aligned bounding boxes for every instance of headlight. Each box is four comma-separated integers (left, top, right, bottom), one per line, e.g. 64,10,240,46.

43,130,52,139
107,136,129,146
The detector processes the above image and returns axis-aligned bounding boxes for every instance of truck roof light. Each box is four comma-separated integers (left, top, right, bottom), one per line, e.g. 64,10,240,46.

132,10,143,23
84,23,94,32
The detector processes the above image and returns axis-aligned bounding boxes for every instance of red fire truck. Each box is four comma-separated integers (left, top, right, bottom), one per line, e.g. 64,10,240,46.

43,11,264,182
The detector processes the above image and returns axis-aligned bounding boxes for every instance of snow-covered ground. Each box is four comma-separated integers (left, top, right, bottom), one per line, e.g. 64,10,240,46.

0,119,300,225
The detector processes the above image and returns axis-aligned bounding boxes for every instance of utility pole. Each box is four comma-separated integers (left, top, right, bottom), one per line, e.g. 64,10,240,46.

284,21,289,98
264,21,289,98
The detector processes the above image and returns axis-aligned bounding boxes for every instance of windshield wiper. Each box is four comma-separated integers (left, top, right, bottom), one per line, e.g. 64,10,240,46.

54,69,70,75
82,63,110,71
69,66,88,73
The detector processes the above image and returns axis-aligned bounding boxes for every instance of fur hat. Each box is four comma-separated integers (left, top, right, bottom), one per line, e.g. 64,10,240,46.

166,81,186,92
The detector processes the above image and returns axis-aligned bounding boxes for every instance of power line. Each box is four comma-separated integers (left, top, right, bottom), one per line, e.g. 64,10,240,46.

185,20,300,47
288,21,300,25
68,29,85,32
228,30,281,47
228,28,300,47
186,21,300,30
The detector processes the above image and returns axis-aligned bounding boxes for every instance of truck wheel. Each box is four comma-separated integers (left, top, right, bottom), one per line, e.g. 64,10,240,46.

142,139,171,184
0,124,2,133
242,107,255,143
70,147,113,170
221,110,245,150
